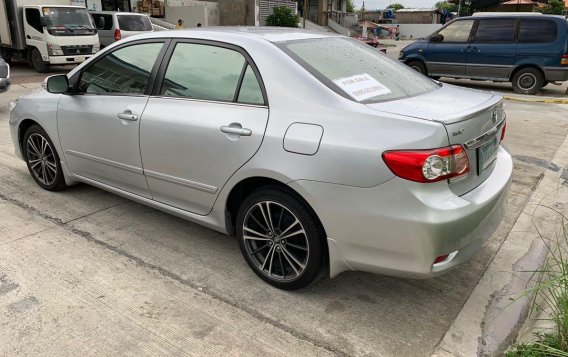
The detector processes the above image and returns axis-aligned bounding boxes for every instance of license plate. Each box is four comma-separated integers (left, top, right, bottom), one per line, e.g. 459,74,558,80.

477,136,498,174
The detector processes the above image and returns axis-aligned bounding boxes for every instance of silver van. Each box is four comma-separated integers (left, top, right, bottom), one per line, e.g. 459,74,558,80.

90,12,153,47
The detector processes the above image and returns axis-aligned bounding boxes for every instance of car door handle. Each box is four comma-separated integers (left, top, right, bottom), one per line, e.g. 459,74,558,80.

220,126,252,136
117,112,138,121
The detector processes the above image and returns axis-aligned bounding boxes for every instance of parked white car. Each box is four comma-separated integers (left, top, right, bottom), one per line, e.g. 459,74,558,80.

90,12,153,47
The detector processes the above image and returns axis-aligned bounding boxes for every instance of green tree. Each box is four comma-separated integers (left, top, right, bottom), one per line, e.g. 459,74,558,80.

266,6,299,27
538,0,565,14
389,2,405,10
346,0,356,13
435,1,457,12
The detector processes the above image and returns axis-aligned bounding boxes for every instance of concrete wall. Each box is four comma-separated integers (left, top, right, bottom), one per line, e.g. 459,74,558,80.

395,11,440,24
165,0,219,26
216,0,257,26
385,24,441,39
328,18,350,36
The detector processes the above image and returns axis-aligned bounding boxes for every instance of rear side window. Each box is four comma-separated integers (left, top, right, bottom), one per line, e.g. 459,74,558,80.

92,14,113,30
473,19,516,43
78,42,163,94
25,8,43,33
117,15,152,31
518,19,558,43
161,43,251,103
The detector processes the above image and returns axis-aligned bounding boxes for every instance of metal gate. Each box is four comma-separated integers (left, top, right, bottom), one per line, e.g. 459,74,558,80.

259,0,298,26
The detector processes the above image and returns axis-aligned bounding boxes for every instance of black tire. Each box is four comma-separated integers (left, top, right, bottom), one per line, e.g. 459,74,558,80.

430,76,441,80
236,187,326,290
22,125,67,191
542,80,549,88
512,68,544,95
30,48,49,73
407,60,427,75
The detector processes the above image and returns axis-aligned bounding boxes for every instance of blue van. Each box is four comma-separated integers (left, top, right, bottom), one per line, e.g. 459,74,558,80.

399,13,568,94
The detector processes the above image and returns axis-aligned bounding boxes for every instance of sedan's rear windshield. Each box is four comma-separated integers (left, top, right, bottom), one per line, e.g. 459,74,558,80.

117,15,152,31
278,37,439,103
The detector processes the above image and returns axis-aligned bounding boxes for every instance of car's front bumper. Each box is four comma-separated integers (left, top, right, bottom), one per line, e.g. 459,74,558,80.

290,146,513,279
543,66,568,82
48,55,92,65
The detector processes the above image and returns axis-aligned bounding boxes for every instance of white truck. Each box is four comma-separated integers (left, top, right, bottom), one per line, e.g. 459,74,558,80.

0,0,99,72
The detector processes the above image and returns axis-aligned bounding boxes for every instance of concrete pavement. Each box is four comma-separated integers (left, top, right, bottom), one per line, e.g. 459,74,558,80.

1,74,567,355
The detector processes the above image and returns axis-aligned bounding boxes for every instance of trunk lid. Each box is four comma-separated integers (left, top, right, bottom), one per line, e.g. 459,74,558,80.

366,84,505,196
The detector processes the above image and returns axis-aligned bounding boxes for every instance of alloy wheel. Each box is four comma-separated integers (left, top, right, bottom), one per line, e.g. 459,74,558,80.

242,201,309,282
26,133,58,186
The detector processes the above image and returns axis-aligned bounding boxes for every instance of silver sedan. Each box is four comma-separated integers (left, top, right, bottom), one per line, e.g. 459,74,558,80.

9,28,512,290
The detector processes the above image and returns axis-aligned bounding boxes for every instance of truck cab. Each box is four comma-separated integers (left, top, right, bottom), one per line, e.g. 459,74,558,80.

0,1,100,73
23,5,99,72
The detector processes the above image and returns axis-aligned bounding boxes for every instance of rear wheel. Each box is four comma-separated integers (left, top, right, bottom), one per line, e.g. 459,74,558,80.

512,68,544,95
236,187,326,290
30,48,49,73
407,60,427,75
23,125,67,191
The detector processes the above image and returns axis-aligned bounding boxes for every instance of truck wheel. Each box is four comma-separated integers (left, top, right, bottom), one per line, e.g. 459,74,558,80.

30,48,49,73
512,68,544,95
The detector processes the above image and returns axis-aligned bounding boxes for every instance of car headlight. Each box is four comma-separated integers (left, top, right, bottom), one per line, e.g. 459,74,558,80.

92,43,100,54
398,51,404,60
47,43,64,56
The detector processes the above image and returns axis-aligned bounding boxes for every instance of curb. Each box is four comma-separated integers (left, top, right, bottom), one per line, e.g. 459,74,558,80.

432,133,568,356
503,96,568,104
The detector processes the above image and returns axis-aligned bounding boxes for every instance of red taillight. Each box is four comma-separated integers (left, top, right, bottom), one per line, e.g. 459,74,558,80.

433,254,449,265
500,121,506,142
114,29,122,41
561,54,568,66
382,145,470,183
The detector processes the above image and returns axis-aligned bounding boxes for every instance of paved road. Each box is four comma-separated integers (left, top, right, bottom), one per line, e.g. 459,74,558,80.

1,77,567,355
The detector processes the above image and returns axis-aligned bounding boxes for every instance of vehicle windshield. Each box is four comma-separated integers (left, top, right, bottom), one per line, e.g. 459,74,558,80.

279,37,439,103
117,15,152,31
42,7,95,30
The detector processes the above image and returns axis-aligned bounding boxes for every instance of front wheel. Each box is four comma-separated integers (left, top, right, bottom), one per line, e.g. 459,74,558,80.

512,68,544,95
236,187,326,290
30,48,49,73
407,60,427,75
23,125,67,191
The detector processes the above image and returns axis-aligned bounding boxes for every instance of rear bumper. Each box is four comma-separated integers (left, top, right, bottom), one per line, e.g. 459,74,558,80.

48,55,92,65
0,77,10,91
543,66,568,81
290,146,513,279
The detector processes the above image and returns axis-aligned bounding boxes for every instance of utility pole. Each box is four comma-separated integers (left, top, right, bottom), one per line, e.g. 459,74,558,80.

303,0,308,28
457,0,462,17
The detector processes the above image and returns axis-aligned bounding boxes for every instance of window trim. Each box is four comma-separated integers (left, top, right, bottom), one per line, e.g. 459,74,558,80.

70,39,170,97
151,38,268,107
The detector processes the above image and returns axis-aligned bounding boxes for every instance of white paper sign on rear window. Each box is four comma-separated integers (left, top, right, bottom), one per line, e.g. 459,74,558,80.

333,73,391,101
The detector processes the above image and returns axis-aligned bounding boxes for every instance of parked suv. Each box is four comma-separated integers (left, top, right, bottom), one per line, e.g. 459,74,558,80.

90,12,153,47
399,13,568,94
0,56,10,92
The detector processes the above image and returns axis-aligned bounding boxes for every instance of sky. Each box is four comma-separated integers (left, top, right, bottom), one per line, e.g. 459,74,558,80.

352,0,439,10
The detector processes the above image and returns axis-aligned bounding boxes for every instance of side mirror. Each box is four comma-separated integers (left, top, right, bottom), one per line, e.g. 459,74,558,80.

430,34,444,42
40,17,46,28
45,75,69,94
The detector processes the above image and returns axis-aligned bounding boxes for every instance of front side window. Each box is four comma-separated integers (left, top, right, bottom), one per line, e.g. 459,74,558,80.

117,15,152,31
161,43,248,102
78,42,163,94
25,8,43,33
518,19,558,43
280,37,439,103
473,19,516,43
437,20,474,43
